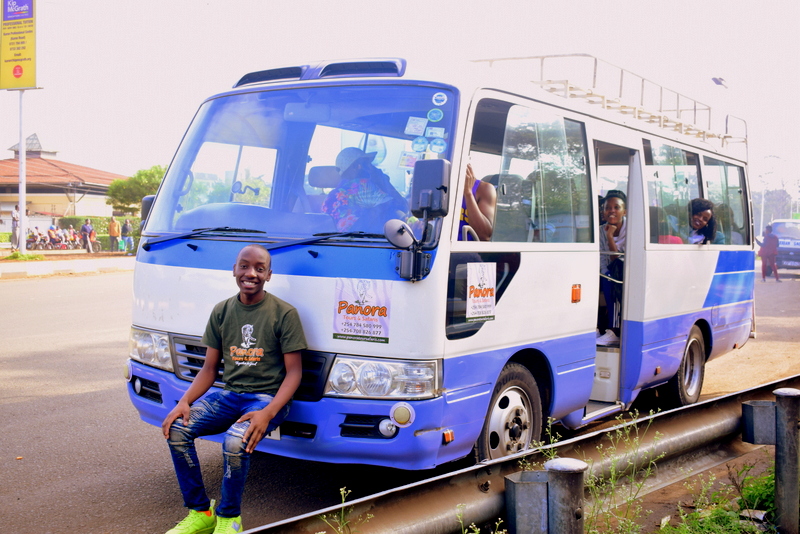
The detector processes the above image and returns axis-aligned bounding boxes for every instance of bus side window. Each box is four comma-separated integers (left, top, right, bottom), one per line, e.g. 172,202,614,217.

703,157,748,245
493,106,592,243
644,139,700,244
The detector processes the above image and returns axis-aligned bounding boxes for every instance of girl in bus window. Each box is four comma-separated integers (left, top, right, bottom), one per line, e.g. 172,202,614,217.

686,198,724,245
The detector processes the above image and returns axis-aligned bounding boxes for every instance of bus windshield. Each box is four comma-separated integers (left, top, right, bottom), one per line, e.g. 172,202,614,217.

145,84,457,242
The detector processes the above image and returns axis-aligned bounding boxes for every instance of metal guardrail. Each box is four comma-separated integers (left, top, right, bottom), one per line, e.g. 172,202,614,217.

245,374,800,534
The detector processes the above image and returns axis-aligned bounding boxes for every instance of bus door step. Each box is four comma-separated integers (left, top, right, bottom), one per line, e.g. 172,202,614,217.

584,400,624,421
590,346,621,403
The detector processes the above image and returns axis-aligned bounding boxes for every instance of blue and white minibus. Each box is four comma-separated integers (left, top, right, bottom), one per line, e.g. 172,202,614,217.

126,56,754,469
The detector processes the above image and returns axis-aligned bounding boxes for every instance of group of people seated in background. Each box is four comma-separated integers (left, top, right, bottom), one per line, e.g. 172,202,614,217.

26,225,80,247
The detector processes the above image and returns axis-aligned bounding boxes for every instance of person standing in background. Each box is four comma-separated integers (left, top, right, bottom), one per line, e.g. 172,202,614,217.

108,216,121,252
10,204,20,252
121,218,134,253
756,225,780,282
81,218,93,253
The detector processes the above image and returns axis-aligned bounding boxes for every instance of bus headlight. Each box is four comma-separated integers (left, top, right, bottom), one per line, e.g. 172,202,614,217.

324,356,438,399
129,327,173,372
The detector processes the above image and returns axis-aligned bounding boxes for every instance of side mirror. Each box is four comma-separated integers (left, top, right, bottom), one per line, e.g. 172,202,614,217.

140,195,155,230
411,159,450,218
383,219,418,250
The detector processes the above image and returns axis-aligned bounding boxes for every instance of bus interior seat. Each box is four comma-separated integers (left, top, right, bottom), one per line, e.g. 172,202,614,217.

307,166,340,212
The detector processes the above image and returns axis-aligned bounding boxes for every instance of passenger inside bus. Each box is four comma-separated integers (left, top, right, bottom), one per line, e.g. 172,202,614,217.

597,190,627,346
458,163,497,241
685,198,724,244
715,204,744,245
322,147,407,232
649,206,684,244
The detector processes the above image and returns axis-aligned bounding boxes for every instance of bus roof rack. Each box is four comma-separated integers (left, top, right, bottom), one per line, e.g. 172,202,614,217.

473,54,747,149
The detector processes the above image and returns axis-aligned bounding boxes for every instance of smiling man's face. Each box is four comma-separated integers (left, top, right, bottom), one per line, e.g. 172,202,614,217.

233,245,272,305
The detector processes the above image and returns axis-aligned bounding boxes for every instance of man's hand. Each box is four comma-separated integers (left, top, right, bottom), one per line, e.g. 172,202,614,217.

464,164,476,197
238,409,275,454
162,401,191,439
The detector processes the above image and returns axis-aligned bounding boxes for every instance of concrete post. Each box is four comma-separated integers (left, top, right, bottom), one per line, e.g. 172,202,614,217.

774,388,800,534
545,458,588,534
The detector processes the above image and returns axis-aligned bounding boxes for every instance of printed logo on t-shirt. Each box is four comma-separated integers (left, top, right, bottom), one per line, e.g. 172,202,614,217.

229,323,264,366
241,324,257,348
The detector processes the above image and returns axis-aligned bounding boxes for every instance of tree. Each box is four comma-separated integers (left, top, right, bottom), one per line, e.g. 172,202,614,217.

106,165,166,214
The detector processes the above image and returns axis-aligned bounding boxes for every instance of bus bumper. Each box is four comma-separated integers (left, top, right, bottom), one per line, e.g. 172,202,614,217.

126,360,482,470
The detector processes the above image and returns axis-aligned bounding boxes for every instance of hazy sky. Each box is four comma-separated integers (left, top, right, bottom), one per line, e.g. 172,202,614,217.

1,0,797,193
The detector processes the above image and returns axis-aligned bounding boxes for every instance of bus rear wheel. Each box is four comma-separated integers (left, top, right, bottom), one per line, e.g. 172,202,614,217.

662,325,705,407
475,363,543,462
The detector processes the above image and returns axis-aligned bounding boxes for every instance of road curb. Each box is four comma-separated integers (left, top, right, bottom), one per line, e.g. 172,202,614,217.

0,255,136,278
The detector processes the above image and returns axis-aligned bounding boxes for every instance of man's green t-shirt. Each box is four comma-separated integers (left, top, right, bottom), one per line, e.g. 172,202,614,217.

202,292,307,394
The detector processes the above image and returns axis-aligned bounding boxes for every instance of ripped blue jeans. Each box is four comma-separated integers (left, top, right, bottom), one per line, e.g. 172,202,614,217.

167,389,289,518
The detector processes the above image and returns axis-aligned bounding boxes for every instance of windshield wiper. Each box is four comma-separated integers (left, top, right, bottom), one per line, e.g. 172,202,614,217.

142,227,266,251
262,231,386,252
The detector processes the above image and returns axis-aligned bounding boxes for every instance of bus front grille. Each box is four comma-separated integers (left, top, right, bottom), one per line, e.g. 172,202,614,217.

171,335,333,402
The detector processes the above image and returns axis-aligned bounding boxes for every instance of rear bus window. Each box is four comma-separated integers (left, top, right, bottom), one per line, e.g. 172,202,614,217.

703,157,749,245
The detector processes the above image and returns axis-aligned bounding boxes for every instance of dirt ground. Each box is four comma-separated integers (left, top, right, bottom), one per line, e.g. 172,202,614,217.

637,264,799,532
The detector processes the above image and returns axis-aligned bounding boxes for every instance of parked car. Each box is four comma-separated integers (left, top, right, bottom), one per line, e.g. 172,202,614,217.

771,219,800,270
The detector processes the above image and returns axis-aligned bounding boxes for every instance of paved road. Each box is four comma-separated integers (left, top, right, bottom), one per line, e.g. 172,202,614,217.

0,271,455,533
1,268,798,533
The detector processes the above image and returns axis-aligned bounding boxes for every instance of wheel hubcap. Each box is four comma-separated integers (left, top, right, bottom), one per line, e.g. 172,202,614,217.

487,387,532,459
683,338,703,397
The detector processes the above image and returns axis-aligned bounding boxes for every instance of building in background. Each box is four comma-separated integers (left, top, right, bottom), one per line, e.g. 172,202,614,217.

0,134,126,229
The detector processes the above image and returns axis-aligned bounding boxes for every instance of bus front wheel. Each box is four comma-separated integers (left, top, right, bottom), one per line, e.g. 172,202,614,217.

475,363,543,462
663,325,705,407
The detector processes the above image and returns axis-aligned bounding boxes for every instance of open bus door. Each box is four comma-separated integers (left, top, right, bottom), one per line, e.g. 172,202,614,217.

587,140,638,420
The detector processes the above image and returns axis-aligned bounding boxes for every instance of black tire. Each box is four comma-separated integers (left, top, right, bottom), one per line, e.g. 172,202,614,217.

765,264,773,277
662,325,705,408
93,242,102,252
475,363,543,461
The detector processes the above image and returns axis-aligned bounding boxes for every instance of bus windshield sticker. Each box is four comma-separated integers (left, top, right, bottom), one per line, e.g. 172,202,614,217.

427,108,444,122
429,138,447,154
333,278,392,344
425,126,445,138
412,136,428,152
405,117,428,136
399,151,423,169
466,263,496,323
432,92,448,106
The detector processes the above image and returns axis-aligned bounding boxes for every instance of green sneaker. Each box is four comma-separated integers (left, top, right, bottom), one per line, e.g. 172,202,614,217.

166,500,216,534
213,515,243,533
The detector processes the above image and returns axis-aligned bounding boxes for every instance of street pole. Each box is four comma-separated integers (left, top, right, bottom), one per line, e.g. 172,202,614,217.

760,176,765,238
18,89,27,253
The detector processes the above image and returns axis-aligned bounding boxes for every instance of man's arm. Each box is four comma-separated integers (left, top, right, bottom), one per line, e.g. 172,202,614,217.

238,351,303,453
462,164,496,241
161,347,221,438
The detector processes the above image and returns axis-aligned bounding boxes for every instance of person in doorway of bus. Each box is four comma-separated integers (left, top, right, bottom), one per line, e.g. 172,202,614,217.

10,204,20,252
81,219,93,253
108,216,121,252
457,163,497,241
121,218,134,253
597,190,627,346
685,198,725,245
756,225,780,282
161,244,306,534
322,147,407,232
